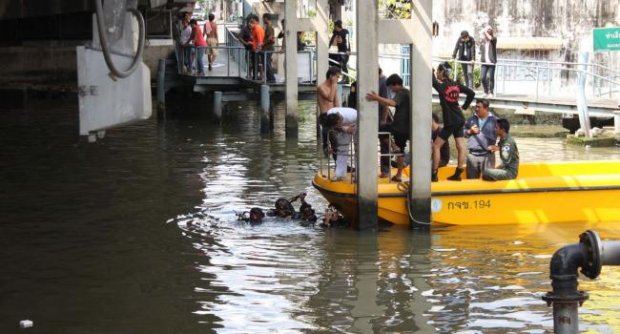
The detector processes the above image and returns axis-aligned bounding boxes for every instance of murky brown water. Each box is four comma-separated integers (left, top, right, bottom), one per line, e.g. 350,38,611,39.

1,99,620,333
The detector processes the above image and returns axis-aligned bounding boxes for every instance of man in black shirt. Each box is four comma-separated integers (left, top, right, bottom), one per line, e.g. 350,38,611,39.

329,20,350,82
366,74,410,182
432,62,475,182
452,30,476,88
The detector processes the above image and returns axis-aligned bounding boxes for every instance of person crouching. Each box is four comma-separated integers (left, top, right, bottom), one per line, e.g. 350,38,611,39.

324,107,357,181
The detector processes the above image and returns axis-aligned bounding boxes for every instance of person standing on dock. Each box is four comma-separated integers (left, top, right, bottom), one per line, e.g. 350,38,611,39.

483,118,519,181
329,20,351,83
317,67,341,157
464,98,497,179
189,19,207,75
204,13,218,71
432,62,475,182
262,13,276,83
479,26,497,98
452,30,476,88
248,15,264,80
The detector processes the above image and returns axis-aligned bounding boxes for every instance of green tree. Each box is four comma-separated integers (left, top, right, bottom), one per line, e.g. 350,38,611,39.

379,0,411,19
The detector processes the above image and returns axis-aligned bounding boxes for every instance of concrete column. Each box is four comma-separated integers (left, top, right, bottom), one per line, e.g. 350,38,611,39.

260,84,270,133
576,51,592,138
614,110,620,135
409,0,433,226
213,91,223,119
284,1,299,138
378,3,432,227
355,0,379,230
315,0,329,94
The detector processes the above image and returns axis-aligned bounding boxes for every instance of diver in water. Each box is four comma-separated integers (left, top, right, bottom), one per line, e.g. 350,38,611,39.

319,204,350,228
237,192,317,224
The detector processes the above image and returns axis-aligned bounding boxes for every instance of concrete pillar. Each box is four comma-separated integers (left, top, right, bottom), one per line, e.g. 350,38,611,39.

377,1,432,227
284,1,299,138
315,0,329,96
576,51,592,138
285,0,329,139
260,84,270,133
409,0,433,226
614,110,620,135
213,91,223,119
355,0,379,230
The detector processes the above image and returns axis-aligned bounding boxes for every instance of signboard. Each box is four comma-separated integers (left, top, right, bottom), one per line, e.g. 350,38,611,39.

593,27,620,52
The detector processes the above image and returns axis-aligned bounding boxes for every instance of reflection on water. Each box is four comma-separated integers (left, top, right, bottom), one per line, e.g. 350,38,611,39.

2,99,620,333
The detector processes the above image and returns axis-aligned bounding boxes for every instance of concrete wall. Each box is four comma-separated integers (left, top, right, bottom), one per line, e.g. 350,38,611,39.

0,46,77,84
432,0,620,63
0,43,174,86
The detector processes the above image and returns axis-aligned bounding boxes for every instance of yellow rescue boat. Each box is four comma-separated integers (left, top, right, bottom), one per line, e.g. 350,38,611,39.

312,160,620,226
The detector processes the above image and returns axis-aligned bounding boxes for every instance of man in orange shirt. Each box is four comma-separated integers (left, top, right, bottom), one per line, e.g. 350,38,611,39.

249,15,264,80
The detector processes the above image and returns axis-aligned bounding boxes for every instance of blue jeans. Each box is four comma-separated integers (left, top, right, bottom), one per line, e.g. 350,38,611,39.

264,52,275,82
460,62,474,88
481,64,496,94
195,47,205,74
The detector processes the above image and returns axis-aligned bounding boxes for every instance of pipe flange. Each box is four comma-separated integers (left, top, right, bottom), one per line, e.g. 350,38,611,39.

579,230,602,279
542,290,589,306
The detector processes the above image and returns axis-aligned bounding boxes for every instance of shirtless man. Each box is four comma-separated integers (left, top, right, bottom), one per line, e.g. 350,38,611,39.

203,13,218,71
317,67,341,157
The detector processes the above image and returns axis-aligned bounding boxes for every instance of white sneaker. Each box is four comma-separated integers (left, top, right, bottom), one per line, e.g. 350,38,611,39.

481,93,488,98
488,93,494,98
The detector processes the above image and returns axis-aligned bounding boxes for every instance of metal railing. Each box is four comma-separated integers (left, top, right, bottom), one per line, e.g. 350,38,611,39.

329,50,619,102
320,128,403,183
176,26,317,85
435,56,620,101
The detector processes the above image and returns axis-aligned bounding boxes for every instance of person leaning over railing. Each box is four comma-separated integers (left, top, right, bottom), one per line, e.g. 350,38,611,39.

325,107,357,181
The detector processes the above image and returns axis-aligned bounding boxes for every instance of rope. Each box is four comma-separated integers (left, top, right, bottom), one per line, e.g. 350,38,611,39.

396,181,432,226
93,0,146,80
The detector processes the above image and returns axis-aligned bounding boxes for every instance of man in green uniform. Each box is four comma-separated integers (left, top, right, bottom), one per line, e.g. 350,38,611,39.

483,118,519,181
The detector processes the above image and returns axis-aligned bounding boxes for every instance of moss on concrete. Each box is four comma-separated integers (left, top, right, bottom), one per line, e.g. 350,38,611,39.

566,133,618,147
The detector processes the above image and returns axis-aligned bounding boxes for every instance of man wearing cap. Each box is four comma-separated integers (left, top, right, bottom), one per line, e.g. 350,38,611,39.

452,30,476,88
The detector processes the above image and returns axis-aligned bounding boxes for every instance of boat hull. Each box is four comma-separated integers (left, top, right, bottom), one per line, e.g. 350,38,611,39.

313,161,620,226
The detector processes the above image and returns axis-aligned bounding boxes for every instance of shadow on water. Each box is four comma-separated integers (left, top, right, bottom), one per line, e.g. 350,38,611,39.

2,96,620,333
